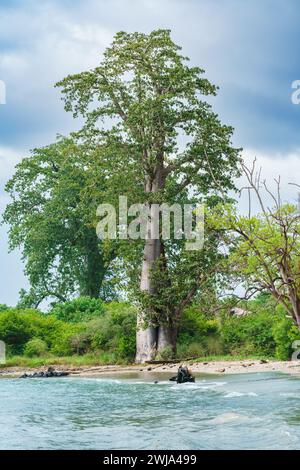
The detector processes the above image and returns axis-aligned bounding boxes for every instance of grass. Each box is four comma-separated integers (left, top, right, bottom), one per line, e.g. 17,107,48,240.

190,354,275,363
1,353,131,368
0,353,276,369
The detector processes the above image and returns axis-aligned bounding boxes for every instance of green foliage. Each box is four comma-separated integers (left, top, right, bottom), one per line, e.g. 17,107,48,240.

56,29,241,333
176,342,206,359
176,307,221,358
87,302,137,360
0,298,298,364
272,307,300,360
0,309,37,353
0,301,137,360
24,338,48,357
0,308,79,355
217,299,300,359
208,201,300,329
220,311,276,356
0,304,9,312
3,137,118,306
50,323,85,356
3,353,128,368
179,306,219,339
176,298,300,360
156,346,176,361
50,296,105,323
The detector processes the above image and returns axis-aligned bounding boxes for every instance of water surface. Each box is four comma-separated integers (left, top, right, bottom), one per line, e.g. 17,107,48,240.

1,372,300,449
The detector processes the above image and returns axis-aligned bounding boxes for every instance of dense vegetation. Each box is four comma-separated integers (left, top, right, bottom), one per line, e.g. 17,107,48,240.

0,295,299,366
2,30,300,364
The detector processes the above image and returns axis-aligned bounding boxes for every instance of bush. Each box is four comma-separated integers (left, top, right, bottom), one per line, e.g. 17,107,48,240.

24,338,48,357
202,336,224,356
0,308,79,355
176,302,300,360
176,342,206,359
87,302,137,360
69,332,91,355
272,313,300,360
178,307,219,339
50,297,105,323
50,323,86,356
0,301,137,360
0,309,38,354
2,297,300,364
176,307,221,358
220,310,276,356
156,345,175,361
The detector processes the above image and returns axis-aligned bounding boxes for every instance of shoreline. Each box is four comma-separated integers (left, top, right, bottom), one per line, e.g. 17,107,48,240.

1,359,300,378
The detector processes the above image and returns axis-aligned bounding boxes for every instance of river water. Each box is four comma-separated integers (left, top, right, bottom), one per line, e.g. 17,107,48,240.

1,371,300,449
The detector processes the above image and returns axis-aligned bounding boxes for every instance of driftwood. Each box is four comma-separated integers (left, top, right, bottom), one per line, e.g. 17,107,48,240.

145,357,198,365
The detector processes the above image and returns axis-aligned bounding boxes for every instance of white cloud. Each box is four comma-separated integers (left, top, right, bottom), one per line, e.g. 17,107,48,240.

237,148,300,215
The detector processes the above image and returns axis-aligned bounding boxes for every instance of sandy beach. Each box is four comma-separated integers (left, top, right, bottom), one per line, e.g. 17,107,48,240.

1,359,300,378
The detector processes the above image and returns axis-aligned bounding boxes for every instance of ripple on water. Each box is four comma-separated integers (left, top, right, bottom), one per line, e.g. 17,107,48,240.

209,412,253,424
0,372,300,449
224,391,258,398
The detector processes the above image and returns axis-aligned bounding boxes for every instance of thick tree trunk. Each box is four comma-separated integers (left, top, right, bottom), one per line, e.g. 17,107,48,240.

135,235,162,363
135,167,166,363
157,324,177,355
135,319,157,363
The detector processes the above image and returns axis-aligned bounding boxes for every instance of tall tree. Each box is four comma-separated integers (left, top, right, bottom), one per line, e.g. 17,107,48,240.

3,136,117,306
57,29,240,362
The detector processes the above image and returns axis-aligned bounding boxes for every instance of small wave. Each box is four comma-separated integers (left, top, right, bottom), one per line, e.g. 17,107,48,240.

210,412,251,424
198,381,227,389
170,381,227,391
279,392,300,398
224,391,258,398
84,378,122,384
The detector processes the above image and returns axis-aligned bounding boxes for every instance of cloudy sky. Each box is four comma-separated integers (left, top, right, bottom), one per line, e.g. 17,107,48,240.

0,0,300,305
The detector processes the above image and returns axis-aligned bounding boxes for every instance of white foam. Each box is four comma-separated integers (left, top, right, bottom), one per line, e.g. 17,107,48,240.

170,381,227,391
224,391,258,398
279,392,300,398
210,412,251,424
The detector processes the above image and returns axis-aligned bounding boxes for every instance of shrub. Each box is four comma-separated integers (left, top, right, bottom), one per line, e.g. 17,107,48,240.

176,342,206,359
177,302,297,360
2,297,300,363
220,310,276,356
69,332,91,355
50,296,105,323
176,306,221,358
272,314,300,360
178,307,219,339
202,336,224,356
50,323,86,356
24,338,48,357
0,309,38,354
87,302,137,360
0,308,79,355
156,345,175,361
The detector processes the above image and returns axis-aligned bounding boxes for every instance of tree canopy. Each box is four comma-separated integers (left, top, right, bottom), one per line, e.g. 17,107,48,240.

57,29,241,361
3,136,118,306
207,161,300,329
